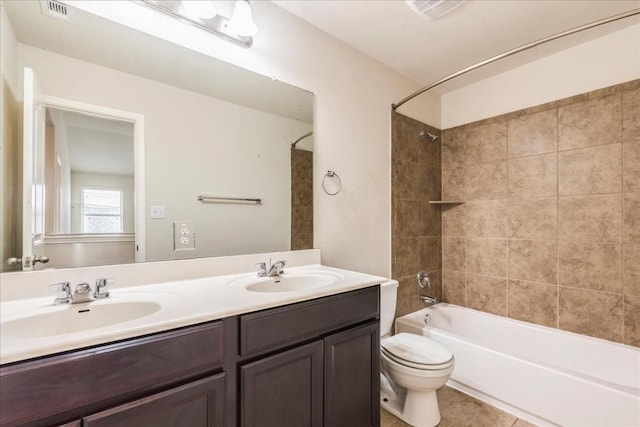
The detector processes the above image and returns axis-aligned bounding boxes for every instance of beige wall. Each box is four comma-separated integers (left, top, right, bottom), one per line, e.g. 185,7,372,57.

391,112,442,318
440,80,640,347
441,23,640,128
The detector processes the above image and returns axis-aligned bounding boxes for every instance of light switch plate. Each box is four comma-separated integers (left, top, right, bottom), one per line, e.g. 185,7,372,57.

150,205,165,219
173,221,195,250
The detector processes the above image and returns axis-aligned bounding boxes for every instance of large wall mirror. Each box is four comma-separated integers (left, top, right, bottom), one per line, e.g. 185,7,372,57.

1,1,314,272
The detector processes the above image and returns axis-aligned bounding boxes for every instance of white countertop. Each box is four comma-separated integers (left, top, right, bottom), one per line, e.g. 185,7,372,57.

0,264,387,365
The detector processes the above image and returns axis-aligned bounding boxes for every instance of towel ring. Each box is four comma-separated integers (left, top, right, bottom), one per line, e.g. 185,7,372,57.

322,170,341,195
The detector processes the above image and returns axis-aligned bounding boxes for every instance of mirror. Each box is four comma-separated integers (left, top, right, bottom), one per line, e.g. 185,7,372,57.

0,1,314,272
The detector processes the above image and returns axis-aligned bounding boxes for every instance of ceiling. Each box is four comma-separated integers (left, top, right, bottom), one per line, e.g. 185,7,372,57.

274,0,640,92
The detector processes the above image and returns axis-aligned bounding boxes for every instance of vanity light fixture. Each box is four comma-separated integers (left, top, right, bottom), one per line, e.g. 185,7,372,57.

140,0,257,47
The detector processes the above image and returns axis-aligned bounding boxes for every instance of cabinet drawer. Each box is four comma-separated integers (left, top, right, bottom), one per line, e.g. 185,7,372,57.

0,321,224,427
240,286,379,357
84,373,225,427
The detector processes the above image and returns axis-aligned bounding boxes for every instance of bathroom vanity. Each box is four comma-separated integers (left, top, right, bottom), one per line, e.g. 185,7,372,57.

0,263,382,427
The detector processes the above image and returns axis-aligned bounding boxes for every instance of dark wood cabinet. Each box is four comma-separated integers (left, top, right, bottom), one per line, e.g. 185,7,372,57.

238,287,380,427
240,341,324,427
83,374,225,427
324,321,380,427
0,321,225,427
1,286,380,427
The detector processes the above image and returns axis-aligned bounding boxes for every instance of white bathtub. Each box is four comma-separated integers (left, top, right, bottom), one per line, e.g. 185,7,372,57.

395,304,640,427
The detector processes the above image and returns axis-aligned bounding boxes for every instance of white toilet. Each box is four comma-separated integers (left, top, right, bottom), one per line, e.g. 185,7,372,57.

380,280,454,427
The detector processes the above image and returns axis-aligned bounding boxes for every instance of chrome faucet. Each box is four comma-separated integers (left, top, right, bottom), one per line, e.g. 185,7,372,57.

49,279,112,304
256,259,286,277
94,278,112,299
73,283,94,304
420,295,438,306
50,282,73,305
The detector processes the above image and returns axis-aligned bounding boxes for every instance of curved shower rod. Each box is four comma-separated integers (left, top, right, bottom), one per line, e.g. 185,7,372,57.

291,131,314,148
392,9,640,111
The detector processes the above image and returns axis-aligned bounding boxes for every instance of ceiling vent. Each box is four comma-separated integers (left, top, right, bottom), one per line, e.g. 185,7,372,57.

406,0,465,20
40,0,72,22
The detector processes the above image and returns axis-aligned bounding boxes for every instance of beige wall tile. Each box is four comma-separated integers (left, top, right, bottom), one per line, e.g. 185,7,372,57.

558,194,622,243
442,167,465,201
624,243,640,298
558,94,622,151
419,237,442,272
507,198,557,240
465,160,507,200
558,144,622,196
558,242,622,293
442,237,465,271
467,274,506,316
442,204,466,236
507,109,557,158
507,153,557,198
441,127,467,169
393,237,419,278
467,238,507,277
558,287,623,342
442,270,466,306
392,112,421,161
395,275,423,318
624,295,640,347
419,165,442,200
391,162,420,200
420,201,442,237
394,199,419,237
623,139,640,192
508,240,557,284
624,192,640,242
464,200,507,238
623,88,640,142
508,280,557,328
465,121,507,164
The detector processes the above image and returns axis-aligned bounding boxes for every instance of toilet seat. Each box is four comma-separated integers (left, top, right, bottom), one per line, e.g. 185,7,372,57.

381,333,453,370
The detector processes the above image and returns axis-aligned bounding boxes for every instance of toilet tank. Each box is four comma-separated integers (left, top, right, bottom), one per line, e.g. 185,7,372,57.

380,280,399,337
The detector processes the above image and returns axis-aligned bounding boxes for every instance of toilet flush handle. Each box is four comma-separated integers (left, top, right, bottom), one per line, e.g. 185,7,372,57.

417,270,431,289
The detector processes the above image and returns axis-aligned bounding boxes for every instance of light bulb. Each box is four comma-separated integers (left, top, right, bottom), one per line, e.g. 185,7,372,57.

181,1,217,20
229,0,257,37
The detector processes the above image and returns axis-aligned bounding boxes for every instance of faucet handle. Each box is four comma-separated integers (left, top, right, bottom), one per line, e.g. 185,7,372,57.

94,278,113,299
49,282,72,305
274,260,286,272
256,262,267,277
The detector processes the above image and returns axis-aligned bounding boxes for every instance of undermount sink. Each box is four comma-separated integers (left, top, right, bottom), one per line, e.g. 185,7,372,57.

2,298,169,341
227,271,343,293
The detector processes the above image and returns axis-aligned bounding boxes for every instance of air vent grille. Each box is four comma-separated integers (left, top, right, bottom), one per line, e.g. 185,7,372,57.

40,0,71,21
406,0,465,20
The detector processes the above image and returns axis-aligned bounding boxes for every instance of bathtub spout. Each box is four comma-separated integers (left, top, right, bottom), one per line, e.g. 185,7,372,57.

420,295,438,306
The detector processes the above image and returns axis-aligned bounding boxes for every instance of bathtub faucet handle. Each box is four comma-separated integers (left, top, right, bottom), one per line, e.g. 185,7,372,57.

417,270,431,289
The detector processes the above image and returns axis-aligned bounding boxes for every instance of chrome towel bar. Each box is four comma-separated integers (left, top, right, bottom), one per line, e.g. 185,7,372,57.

197,195,262,204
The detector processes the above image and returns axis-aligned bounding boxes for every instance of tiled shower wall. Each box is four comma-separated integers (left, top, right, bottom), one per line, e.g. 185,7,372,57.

440,80,640,346
291,148,313,250
391,112,442,318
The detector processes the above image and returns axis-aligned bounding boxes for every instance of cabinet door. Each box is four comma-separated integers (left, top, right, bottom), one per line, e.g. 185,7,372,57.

240,341,323,427
324,321,380,427
83,374,225,427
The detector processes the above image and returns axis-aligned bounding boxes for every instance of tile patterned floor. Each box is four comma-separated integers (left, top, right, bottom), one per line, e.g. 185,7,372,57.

381,386,538,427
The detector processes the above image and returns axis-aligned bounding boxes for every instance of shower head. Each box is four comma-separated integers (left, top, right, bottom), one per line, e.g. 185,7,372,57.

420,130,438,142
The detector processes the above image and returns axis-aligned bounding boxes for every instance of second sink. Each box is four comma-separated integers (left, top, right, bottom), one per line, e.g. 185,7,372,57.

227,271,343,293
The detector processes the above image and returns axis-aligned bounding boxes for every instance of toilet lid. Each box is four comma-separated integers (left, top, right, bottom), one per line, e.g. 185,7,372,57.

381,333,453,366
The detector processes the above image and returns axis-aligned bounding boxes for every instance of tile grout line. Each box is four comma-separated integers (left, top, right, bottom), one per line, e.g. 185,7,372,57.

556,106,560,330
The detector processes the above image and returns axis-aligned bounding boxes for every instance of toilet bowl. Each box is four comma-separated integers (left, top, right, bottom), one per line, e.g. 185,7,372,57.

379,281,454,427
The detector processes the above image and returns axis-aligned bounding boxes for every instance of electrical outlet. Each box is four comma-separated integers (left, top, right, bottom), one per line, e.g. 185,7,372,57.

173,221,195,250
